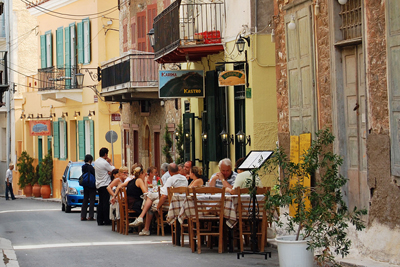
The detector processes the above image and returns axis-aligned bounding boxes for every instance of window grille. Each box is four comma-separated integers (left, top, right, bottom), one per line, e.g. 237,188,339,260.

339,0,362,40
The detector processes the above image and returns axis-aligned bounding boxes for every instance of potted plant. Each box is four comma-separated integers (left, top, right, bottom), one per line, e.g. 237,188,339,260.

39,149,53,199
17,151,35,197
263,129,367,267
32,165,41,198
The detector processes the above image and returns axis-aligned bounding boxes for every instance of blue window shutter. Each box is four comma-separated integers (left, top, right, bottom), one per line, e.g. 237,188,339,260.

90,119,94,156
77,22,83,64
78,120,85,160
56,27,63,68
64,26,71,89
83,18,91,64
53,121,60,158
40,35,46,68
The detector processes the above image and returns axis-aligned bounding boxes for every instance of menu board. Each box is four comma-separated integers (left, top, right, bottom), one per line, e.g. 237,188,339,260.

238,151,274,170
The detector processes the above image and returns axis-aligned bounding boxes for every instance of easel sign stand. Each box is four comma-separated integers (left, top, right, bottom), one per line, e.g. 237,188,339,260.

237,150,274,260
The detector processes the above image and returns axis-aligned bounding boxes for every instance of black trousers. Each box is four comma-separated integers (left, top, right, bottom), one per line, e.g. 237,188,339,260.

81,186,96,219
97,186,111,225
5,182,16,200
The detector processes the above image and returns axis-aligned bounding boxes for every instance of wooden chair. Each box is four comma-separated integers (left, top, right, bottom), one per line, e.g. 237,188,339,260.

117,187,139,235
156,186,170,236
235,187,269,252
168,186,190,247
188,187,226,254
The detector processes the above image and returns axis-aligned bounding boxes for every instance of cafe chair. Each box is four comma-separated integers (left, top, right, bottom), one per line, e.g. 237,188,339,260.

156,186,170,236
188,187,226,254
168,186,191,247
235,187,269,252
118,187,140,235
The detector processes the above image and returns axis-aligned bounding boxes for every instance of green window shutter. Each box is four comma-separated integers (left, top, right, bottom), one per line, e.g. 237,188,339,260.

77,22,83,64
40,35,46,68
89,119,94,156
56,27,64,68
83,18,91,64
78,120,85,160
64,26,71,89
63,121,68,160
53,121,60,158
46,31,53,68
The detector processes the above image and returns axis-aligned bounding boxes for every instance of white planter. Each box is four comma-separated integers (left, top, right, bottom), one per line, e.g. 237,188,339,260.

276,235,314,267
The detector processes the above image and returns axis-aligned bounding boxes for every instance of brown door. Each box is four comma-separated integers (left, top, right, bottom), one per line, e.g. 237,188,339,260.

133,130,139,164
123,129,130,170
342,45,368,210
154,132,160,173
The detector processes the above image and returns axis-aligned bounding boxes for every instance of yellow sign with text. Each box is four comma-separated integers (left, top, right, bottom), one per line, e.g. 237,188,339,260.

218,70,246,86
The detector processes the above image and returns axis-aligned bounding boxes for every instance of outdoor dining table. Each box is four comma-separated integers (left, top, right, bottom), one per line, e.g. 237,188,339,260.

166,192,265,249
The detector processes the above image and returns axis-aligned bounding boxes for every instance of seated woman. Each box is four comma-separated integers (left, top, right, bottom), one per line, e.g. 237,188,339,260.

125,164,148,214
107,167,131,202
188,166,204,188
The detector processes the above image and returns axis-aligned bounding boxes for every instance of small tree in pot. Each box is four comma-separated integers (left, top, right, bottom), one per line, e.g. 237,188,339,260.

264,129,367,267
39,149,53,198
17,151,35,196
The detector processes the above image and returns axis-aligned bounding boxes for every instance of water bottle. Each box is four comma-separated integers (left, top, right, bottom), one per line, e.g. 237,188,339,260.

152,176,157,192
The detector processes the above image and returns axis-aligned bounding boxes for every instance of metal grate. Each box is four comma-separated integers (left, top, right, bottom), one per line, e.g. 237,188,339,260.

339,0,362,40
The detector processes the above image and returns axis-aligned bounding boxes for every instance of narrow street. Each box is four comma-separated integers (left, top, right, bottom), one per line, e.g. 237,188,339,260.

0,197,281,267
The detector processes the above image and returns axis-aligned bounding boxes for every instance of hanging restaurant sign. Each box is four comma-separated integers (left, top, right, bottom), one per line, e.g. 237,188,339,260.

29,120,52,136
218,70,246,86
159,70,204,98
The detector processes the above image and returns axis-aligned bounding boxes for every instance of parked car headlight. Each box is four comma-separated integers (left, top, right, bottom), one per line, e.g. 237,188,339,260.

68,187,78,195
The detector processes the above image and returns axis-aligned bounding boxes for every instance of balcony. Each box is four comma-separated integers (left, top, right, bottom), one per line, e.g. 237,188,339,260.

154,0,224,63
37,66,83,103
100,52,159,102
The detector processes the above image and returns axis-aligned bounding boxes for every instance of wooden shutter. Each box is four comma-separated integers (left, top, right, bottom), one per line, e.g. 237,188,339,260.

78,120,85,160
45,31,53,68
56,27,63,68
285,6,315,136
388,0,400,175
53,121,60,159
40,35,46,68
83,18,91,64
77,21,83,64
147,4,157,52
90,119,94,156
123,23,128,52
137,11,146,51
65,26,71,88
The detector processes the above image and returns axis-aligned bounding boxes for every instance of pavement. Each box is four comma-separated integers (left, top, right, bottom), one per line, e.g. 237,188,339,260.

1,195,398,267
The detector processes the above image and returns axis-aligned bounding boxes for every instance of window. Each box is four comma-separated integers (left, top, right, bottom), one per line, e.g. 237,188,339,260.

137,11,146,51
65,23,76,88
339,0,362,40
147,4,157,52
141,100,150,115
78,18,91,64
53,119,68,160
78,118,94,160
40,31,53,68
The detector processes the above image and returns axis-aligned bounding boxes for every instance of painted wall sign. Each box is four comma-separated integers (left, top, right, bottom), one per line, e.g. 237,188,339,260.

29,120,52,136
218,70,246,86
111,113,121,121
159,70,204,98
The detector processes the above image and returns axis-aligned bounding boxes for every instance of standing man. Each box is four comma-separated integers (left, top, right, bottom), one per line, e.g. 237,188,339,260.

94,147,115,226
5,163,16,200
208,158,237,189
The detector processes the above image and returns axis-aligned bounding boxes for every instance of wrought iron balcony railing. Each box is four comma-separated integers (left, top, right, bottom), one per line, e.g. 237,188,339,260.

38,66,79,91
154,0,224,60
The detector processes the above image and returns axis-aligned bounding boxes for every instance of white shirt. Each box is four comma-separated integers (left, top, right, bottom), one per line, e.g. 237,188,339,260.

161,171,171,185
94,157,115,189
233,171,263,189
5,169,12,183
210,171,237,189
160,173,188,196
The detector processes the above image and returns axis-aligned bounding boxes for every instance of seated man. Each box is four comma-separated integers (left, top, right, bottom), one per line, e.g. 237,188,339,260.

160,162,170,186
226,158,263,194
129,163,187,236
208,158,237,189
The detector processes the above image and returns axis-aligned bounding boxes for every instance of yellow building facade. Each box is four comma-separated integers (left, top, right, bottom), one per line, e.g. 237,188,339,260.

14,0,121,198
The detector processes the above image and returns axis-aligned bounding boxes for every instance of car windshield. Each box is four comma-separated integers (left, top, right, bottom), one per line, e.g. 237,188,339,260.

69,166,83,180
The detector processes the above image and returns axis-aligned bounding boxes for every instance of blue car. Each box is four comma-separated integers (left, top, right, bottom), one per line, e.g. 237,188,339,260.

61,161,98,213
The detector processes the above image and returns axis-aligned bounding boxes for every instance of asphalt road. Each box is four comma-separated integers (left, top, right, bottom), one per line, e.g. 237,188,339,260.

0,197,280,267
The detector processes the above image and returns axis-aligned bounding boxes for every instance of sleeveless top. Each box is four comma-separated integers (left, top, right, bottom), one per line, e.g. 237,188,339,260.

127,178,143,200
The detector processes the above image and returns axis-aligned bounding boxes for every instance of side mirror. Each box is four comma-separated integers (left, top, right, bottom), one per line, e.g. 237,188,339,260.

62,175,66,182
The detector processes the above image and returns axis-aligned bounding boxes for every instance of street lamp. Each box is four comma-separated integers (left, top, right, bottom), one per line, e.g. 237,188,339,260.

236,36,250,53
75,72,84,87
220,129,234,145
147,28,155,48
236,130,251,146
201,131,208,142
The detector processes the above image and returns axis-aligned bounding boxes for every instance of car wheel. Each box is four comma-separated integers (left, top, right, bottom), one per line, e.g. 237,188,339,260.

62,202,65,211
66,205,72,213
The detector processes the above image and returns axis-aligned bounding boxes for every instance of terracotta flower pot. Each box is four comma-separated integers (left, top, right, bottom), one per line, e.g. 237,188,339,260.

32,184,41,197
40,185,51,199
24,184,32,197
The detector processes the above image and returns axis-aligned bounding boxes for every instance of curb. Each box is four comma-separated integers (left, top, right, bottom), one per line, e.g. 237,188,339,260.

0,238,19,267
